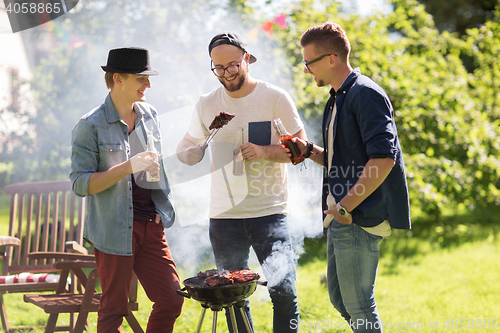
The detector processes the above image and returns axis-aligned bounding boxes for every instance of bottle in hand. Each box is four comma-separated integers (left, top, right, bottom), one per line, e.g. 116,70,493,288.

233,127,245,176
146,130,160,182
274,118,305,165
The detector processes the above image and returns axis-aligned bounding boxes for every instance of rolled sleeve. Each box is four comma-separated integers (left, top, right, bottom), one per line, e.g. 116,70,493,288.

277,91,304,136
187,101,208,140
355,86,398,160
70,119,99,197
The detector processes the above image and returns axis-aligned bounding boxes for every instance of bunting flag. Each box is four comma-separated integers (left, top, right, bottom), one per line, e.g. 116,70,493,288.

261,21,274,35
246,28,259,44
70,34,86,48
261,13,288,36
274,13,287,29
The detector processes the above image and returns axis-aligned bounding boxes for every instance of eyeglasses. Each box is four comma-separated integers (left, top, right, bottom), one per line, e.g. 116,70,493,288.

303,53,337,71
211,54,246,77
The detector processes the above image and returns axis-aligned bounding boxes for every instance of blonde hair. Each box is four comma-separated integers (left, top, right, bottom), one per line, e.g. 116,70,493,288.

104,72,129,89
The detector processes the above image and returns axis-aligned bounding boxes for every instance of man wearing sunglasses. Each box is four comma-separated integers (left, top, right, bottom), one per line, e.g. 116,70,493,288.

177,32,306,333
288,22,411,332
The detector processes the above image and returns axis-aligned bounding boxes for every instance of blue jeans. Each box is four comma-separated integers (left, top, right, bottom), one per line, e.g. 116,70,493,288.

209,214,299,333
327,220,383,333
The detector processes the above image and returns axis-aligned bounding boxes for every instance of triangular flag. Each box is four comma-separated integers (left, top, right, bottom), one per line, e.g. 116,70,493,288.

70,35,86,48
246,28,259,44
261,21,274,35
273,13,287,29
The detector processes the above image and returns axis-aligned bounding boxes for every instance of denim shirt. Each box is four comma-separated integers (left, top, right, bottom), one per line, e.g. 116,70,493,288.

70,94,175,255
322,68,411,229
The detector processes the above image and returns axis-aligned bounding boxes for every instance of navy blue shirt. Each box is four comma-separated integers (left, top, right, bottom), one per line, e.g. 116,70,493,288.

322,68,411,229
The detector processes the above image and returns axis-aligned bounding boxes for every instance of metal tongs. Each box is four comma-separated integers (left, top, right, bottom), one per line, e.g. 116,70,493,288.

198,128,221,150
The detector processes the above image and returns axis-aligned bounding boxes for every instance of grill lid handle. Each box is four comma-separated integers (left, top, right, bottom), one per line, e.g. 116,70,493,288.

176,287,195,299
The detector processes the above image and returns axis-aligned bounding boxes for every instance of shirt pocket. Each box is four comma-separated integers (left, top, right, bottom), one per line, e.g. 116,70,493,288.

98,144,125,171
248,121,271,145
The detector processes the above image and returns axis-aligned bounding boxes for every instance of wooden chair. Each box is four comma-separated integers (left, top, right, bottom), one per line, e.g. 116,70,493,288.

1,180,88,332
0,180,143,332
0,237,21,250
24,253,143,333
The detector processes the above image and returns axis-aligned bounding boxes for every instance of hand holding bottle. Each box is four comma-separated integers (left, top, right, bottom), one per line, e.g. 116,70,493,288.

239,142,267,161
274,118,305,165
288,137,308,155
129,151,159,175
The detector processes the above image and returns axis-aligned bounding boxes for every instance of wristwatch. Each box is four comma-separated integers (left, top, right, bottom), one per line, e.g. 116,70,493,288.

336,202,350,217
303,141,314,158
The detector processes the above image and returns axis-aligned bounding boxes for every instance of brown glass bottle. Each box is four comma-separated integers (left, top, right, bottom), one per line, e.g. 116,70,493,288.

274,118,305,165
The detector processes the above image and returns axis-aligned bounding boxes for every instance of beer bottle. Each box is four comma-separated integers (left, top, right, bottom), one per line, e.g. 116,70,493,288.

274,118,305,165
146,130,160,182
233,127,245,175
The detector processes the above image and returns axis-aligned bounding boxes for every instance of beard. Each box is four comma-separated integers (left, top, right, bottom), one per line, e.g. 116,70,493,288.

219,71,247,92
315,76,326,87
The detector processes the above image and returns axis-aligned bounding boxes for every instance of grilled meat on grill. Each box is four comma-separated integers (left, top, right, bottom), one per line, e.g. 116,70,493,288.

198,268,260,287
230,269,260,283
197,269,218,279
205,272,233,287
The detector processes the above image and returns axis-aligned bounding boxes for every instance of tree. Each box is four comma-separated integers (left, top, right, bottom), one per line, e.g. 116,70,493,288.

3,0,499,222
0,0,258,186
270,0,500,219
418,0,499,35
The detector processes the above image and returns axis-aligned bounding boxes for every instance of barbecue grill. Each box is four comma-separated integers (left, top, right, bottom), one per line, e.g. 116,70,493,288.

177,274,267,333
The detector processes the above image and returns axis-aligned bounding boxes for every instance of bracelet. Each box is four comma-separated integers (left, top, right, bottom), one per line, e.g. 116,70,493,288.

303,141,314,158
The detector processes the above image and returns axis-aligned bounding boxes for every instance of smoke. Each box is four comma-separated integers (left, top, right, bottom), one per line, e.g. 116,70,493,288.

15,0,325,280
261,240,294,289
158,105,324,279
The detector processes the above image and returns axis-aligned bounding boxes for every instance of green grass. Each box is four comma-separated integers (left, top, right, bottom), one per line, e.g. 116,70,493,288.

1,201,500,332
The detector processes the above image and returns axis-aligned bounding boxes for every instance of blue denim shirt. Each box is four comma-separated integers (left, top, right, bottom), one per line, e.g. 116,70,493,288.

70,94,175,255
322,68,411,229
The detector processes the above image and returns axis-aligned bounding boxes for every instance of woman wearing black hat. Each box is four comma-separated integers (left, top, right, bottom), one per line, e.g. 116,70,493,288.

70,47,183,332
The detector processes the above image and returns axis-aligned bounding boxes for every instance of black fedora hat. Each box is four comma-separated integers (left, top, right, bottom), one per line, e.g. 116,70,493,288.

101,47,159,75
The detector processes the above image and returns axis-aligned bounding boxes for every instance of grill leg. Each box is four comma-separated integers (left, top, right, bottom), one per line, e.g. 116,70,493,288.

195,307,207,333
228,305,238,333
239,307,254,333
212,310,218,333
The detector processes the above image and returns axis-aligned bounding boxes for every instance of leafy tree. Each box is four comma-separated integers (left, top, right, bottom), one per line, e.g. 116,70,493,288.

270,0,500,219
0,0,257,187
2,0,499,223
418,0,499,35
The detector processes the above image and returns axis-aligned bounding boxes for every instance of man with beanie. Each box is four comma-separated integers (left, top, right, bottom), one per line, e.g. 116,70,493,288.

177,32,305,332
70,47,183,332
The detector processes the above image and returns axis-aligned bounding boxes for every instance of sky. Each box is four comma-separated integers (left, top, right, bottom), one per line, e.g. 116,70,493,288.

354,0,392,16
252,0,393,18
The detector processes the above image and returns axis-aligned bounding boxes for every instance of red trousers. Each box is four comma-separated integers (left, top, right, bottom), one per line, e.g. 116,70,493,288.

94,220,184,333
